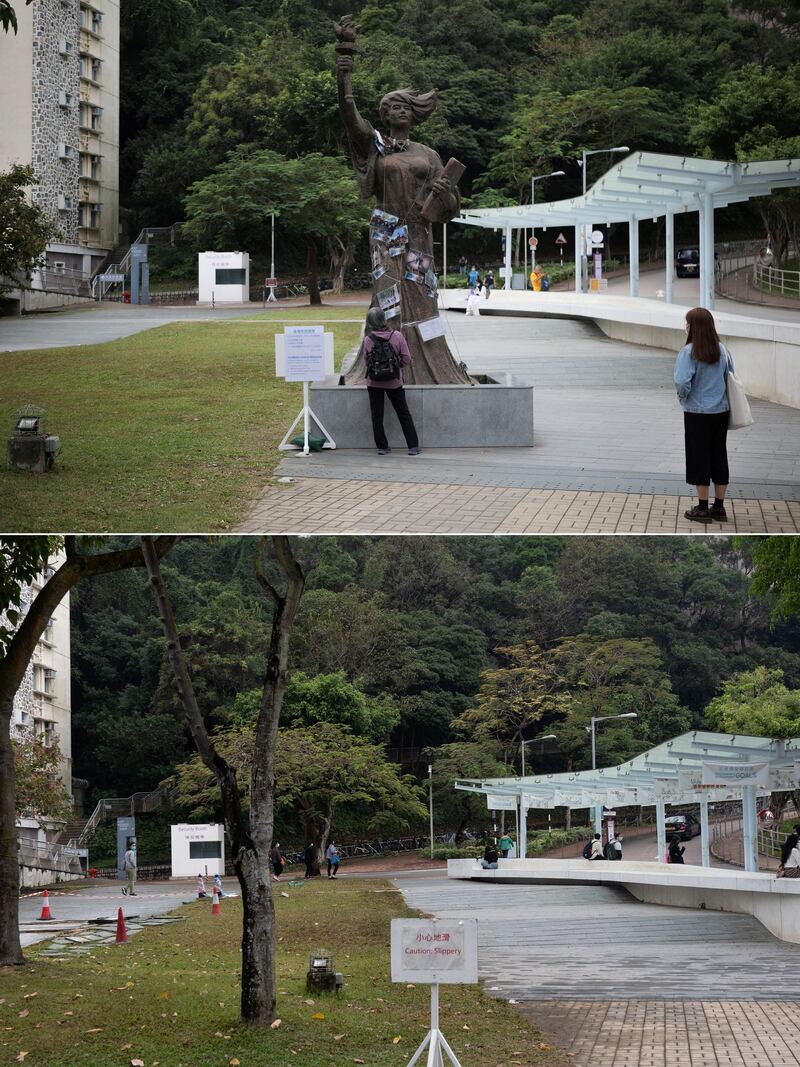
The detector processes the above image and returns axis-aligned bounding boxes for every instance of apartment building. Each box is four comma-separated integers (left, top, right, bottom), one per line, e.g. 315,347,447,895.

0,0,120,277
12,555,72,801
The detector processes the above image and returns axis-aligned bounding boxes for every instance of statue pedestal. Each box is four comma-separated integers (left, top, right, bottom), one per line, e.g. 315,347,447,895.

309,374,534,448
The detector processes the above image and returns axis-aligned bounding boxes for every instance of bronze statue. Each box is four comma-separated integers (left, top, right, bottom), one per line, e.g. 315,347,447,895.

335,14,471,386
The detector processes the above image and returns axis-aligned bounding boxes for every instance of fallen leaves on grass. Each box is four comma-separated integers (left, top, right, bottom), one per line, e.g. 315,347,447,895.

84,1028,104,1034
22,992,38,1000
16,1053,28,1062
311,1012,325,1020
270,1019,282,1029
17,1010,28,1019
392,1036,402,1044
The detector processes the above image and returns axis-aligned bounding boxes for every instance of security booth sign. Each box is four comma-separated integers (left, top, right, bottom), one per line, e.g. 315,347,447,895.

391,918,478,985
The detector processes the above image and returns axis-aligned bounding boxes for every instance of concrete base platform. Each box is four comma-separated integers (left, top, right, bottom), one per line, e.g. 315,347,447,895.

448,857,800,944
309,373,534,448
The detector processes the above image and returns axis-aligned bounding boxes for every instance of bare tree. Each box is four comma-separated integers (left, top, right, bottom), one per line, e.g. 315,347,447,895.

140,535,304,1026
0,536,176,967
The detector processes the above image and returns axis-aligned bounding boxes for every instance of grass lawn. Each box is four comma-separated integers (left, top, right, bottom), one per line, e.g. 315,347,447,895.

0,315,362,532
0,879,565,1067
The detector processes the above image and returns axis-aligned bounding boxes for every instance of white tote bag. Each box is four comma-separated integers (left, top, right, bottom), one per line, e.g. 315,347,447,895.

726,352,754,431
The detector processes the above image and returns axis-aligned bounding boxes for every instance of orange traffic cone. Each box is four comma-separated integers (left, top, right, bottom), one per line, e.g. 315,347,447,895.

115,907,129,944
38,889,53,921
211,889,221,916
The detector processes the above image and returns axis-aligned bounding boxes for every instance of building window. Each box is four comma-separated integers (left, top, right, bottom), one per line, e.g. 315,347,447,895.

91,58,101,82
91,105,103,130
189,841,222,860
90,155,101,179
92,10,102,32
215,269,247,285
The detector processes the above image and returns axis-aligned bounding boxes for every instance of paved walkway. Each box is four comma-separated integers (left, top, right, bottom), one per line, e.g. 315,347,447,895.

240,313,800,532
396,870,800,1067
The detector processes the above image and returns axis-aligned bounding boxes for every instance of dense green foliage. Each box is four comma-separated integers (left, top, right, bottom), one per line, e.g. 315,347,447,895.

0,165,56,295
120,0,800,268
70,537,800,847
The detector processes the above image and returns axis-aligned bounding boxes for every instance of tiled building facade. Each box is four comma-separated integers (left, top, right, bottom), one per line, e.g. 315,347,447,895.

0,0,120,276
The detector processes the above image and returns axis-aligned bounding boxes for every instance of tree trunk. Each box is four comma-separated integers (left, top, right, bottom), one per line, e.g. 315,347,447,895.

307,238,321,305
141,536,304,1027
328,237,353,294
564,806,571,831
0,693,23,966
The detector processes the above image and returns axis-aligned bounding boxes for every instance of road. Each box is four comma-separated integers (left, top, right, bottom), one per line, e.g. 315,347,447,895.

18,879,230,948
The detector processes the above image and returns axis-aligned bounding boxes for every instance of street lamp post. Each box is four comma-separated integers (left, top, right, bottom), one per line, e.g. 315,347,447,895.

578,147,629,292
588,712,637,833
528,171,565,277
519,733,557,858
268,212,277,302
428,763,434,860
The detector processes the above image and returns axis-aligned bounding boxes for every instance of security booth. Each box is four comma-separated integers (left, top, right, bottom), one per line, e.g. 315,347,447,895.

198,251,250,304
170,823,225,878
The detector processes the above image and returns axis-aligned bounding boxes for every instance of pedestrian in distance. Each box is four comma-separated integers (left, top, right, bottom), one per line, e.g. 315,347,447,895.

197,874,207,898
213,872,226,897
668,835,685,864
506,839,517,859
498,832,513,858
304,842,318,879
674,307,735,523
468,264,479,288
613,835,623,860
362,306,421,457
485,269,494,293
480,842,499,869
465,284,481,317
590,833,604,860
777,832,800,878
458,255,467,276
326,841,341,879
121,840,137,895
270,842,285,882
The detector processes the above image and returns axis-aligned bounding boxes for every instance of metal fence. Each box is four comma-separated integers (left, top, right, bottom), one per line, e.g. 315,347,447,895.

753,262,800,298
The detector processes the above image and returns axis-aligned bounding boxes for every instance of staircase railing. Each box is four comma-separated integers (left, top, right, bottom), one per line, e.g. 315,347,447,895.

91,223,183,299
70,784,176,848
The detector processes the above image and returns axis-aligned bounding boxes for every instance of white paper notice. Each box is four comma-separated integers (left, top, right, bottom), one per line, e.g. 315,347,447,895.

417,317,446,343
391,918,478,984
284,325,327,382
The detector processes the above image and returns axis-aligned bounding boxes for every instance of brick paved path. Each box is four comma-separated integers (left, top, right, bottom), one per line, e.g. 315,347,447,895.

240,477,800,534
396,872,800,1067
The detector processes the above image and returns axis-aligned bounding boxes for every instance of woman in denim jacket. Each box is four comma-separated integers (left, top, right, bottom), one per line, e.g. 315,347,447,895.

674,307,733,523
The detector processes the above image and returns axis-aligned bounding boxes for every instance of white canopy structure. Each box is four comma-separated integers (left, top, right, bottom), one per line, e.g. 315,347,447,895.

455,731,800,872
453,152,800,308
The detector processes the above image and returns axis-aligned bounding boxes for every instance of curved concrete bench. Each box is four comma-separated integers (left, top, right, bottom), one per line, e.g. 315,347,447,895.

438,289,800,410
448,857,800,944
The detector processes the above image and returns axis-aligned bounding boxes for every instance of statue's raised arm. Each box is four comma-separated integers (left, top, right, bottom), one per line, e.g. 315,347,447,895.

335,15,372,157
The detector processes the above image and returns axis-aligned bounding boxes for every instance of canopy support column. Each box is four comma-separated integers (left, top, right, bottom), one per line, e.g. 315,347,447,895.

656,800,666,862
665,210,675,304
742,785,758,872
574,226,582,293
629,216,640,297
519,794,527,859
699,192,715,310
700,796,710,868
443,223,447,287
504,226,512,290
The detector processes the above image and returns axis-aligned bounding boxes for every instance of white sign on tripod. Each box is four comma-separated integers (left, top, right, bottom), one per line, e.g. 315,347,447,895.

275,326,336,456
391,918,478,1066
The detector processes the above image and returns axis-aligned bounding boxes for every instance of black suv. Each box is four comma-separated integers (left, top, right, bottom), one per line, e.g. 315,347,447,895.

664,813,699,840
676,248,699,278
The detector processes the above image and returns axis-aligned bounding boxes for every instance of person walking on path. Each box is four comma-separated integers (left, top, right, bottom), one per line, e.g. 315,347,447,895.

122,841,137,896
485,269,494,293
465,283,481,317
213,872,226,897
362,307,421,457
326,841,341,879
668,835,686,864
196,874,207,898
674,307,734,523
270,843,285,882
498,832,513,858
304,842,318,879
468,264,479,288
589,833,604,860
458,255,467,276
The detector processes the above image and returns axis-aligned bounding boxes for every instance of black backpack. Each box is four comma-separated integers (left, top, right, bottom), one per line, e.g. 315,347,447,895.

582,840,593,859
367,331,401,382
